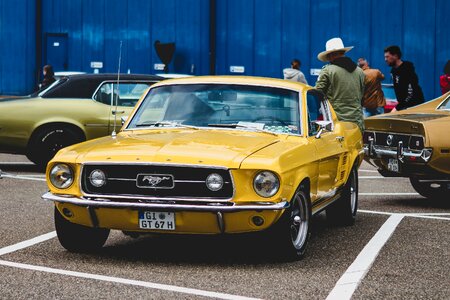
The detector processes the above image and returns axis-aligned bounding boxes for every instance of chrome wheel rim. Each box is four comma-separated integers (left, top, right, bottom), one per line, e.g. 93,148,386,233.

290,194,308,249
350,170,357,213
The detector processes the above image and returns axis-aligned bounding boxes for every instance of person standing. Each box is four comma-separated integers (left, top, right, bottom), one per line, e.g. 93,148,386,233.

440,60,450,95
357,57,386,117
315,37,365,132
384,45,424,111
40,65,56,90
283,59,308,84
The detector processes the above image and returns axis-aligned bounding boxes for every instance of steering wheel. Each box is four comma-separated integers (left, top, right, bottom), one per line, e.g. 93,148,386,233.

252,116,288,126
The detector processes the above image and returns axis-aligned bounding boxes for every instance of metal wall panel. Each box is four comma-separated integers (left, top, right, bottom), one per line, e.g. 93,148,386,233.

0,0,448,98
0,0,36,95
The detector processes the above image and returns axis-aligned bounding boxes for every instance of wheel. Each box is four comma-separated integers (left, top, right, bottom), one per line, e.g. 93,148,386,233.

54,206,110,253
252,116,288,126
326,166,358,226
27,125,84,168
409,178,448,199
269,189,311,260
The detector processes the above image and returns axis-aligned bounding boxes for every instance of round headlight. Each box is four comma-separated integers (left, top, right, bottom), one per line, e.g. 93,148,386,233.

253,171,280,198
89,169,107,187
206,173,223,191
49,164,74,189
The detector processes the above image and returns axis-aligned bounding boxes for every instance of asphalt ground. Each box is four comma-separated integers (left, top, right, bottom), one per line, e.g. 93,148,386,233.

0,153,448,299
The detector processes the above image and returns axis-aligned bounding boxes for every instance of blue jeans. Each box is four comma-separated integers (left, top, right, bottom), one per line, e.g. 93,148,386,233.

363,107,384,117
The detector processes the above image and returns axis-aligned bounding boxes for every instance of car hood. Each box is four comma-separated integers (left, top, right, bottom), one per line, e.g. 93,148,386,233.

60,128,283,169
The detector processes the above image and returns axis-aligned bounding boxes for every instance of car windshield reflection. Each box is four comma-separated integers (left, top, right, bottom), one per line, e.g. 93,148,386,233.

127,84,301,134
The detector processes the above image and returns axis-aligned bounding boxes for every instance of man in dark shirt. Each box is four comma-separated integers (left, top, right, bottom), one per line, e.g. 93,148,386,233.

384,45,424,111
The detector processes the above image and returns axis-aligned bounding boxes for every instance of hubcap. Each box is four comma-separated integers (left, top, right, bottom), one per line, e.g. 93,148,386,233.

350,170,357,213
290,194,308,250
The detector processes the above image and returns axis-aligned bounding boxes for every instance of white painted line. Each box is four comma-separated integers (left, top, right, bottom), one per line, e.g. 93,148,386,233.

0,173,46,182
326,214,404,300
404,215,450,221
0,161,34,165
359,192,419,196
358,209,394,216
358,169,379,173
359,210,450,221
0,259,261,300
0,232,56,256
359,176,385,179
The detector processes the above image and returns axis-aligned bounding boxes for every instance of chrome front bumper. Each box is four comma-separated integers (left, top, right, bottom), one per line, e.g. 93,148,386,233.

42,192,290,212
364,140,432,163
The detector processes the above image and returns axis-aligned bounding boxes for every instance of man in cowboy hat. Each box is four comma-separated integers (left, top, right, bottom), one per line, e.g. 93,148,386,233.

315,37,365,132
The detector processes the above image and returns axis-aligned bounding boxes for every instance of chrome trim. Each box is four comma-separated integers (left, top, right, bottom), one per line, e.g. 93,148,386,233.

364,144,432,163
42,192,289,212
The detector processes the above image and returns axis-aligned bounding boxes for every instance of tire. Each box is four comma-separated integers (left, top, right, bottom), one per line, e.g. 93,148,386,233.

27,125,84,168
409,178,448,199
54,206,110,253
326,166,358,226
269,189,312,260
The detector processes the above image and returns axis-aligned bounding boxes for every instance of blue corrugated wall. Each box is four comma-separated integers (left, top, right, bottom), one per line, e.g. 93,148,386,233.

0,0,448,99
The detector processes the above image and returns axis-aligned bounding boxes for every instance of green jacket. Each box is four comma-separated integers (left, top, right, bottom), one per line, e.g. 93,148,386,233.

315,58,365,132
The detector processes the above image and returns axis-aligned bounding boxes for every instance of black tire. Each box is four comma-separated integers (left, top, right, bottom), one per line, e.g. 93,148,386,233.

269,189,312,260
27,125,84,168
54,206,110,253
326,166,358,226
409,177,448,199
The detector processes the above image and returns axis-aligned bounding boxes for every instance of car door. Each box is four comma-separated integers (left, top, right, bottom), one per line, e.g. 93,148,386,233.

306,91,348,200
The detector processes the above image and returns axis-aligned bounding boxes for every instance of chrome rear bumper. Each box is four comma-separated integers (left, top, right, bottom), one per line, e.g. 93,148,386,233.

364,140,432,163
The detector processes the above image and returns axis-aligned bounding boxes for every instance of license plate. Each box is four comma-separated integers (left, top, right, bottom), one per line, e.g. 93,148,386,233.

388,158,399,172
138,211,175,230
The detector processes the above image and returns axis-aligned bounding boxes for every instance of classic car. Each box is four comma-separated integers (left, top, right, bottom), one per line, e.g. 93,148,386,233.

43,76,364,259
0,73,162,167
364,92,450,198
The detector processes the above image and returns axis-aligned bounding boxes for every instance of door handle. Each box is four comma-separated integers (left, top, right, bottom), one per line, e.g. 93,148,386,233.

336,136,344,142
112,110,125,115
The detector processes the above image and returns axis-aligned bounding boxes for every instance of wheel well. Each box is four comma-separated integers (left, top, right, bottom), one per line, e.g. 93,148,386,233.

28,122,86,149
298,178,311,197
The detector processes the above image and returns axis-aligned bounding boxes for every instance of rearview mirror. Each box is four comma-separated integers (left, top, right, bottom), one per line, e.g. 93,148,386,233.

313,120,332,139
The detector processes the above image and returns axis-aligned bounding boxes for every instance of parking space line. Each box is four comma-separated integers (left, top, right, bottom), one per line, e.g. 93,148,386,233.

0,173,46,182
359,176,386,179
0,259,261,300
359,192,419,196
358,169,379,173
0,162,34,165
359,210,450,221
0,232,56,256
326,214,404,300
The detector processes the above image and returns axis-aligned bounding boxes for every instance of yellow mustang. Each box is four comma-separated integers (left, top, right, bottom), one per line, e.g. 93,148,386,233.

43,76,364,259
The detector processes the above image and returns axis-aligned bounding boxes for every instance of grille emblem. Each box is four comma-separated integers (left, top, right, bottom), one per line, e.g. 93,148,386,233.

136,174,174,189
386,134,394,146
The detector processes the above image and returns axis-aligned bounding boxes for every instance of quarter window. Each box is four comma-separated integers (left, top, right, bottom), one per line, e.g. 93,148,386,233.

94,82,151,107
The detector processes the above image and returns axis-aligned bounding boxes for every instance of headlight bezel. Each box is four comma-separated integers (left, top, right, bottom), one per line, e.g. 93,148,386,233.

253,170,280,198
89,169,107,187
206,173,224,191
49,163,74,189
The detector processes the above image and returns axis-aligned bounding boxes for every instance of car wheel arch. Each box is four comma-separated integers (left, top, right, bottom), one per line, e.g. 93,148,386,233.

28,122,86,149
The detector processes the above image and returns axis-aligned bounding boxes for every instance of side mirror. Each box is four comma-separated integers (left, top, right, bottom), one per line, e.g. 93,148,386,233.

314,120,333,139
121,116,128,126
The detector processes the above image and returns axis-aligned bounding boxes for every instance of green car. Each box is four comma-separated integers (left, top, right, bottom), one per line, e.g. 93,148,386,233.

0,74,162,167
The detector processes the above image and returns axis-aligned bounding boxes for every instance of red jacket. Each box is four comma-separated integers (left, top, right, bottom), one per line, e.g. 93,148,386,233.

440,74,450,94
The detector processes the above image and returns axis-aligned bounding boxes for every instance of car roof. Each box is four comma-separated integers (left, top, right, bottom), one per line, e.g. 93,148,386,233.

40,73,163,99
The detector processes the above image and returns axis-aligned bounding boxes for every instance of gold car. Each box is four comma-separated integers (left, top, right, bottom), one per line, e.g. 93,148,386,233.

43,76,363,259
0,74,161,167
364,92,450,198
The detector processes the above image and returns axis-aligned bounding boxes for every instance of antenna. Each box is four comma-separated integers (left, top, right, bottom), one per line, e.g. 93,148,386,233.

112,40,123,138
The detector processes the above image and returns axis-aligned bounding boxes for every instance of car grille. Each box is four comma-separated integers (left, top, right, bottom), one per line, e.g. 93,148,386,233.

363,131,424,150
81,164,234,200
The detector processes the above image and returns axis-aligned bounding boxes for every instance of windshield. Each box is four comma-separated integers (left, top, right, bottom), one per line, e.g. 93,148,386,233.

127,84,301,134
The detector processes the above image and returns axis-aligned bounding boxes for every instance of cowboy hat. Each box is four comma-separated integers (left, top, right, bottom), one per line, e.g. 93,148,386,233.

317,37,354,62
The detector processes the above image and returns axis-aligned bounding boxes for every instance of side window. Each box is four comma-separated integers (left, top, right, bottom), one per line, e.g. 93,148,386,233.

94,83,113,105
94,82,152,107
307,90,332,136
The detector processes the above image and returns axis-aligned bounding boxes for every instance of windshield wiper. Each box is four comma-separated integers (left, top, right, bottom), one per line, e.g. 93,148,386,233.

134,121,198,130
207,123,278,136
